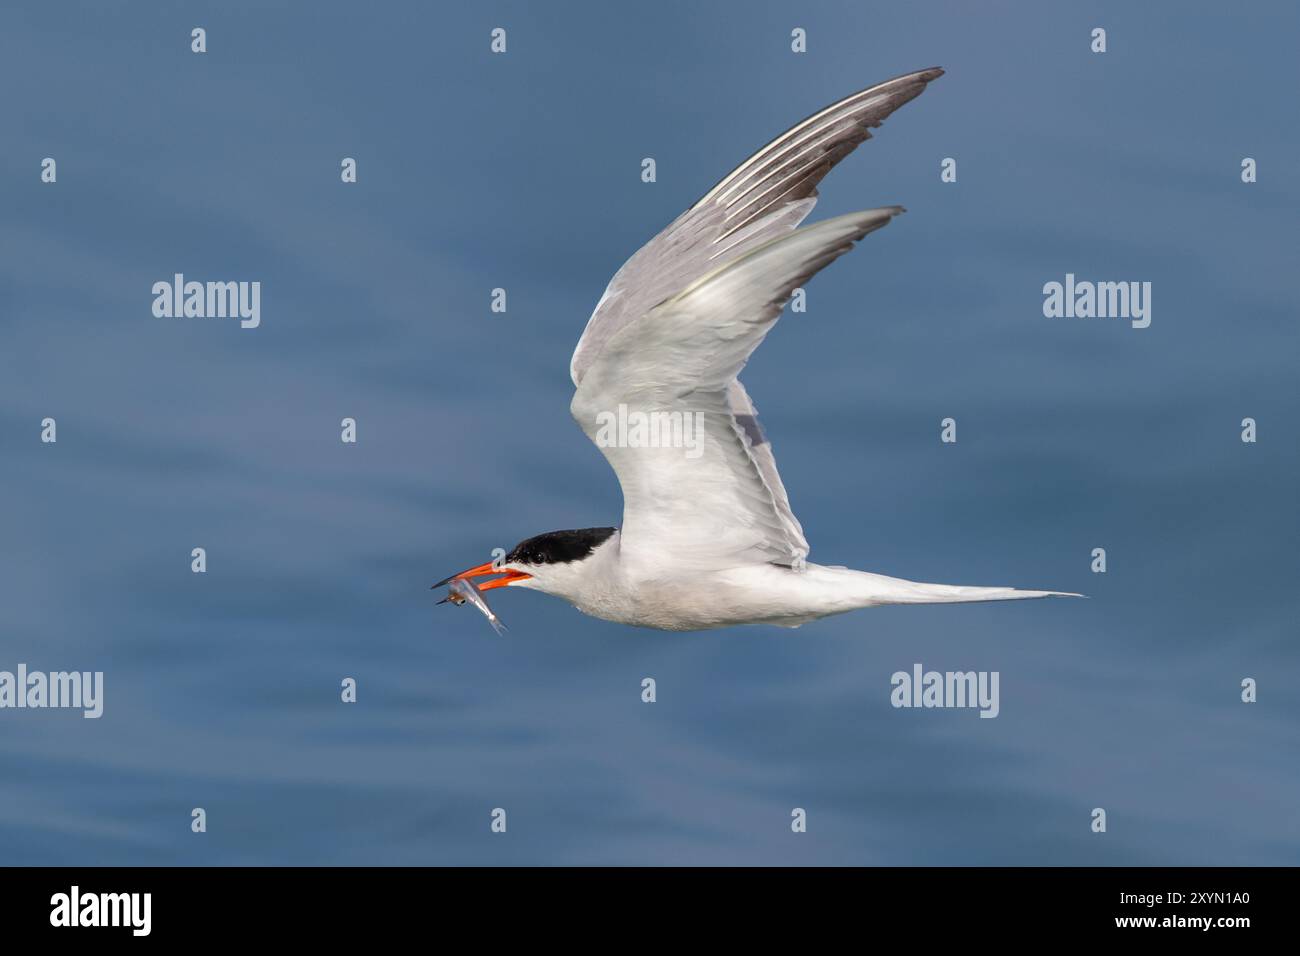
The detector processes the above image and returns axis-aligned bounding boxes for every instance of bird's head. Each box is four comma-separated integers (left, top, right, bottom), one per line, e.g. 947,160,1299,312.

434,527,619,602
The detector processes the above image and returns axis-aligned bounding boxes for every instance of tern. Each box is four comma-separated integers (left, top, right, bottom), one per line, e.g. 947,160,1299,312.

438,67,1080,631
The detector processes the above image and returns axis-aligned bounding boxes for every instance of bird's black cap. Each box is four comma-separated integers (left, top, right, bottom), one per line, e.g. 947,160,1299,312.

505,527,617,565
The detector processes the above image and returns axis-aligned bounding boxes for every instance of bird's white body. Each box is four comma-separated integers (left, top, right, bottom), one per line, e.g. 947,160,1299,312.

511,532,1072,631
440,68,1081,632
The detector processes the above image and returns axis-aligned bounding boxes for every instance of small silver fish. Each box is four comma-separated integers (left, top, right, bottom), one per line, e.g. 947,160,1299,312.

443,577,507,636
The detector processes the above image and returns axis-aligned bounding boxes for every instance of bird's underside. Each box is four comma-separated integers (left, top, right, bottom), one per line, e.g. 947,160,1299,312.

567,545,1080,632
439,68,1081,632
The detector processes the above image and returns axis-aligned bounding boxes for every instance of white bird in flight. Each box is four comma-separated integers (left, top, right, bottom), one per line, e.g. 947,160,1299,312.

437,67,1080,632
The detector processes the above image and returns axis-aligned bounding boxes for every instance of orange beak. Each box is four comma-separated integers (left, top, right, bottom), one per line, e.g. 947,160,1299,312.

432,561,532,593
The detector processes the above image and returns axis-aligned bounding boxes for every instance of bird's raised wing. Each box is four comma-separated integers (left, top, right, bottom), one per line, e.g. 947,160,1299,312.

571,210,902,569
569,67,942,388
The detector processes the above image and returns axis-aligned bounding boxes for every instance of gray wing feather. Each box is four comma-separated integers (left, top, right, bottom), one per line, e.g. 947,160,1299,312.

573,210,903,565
570,67,942,386
727,378,807,558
